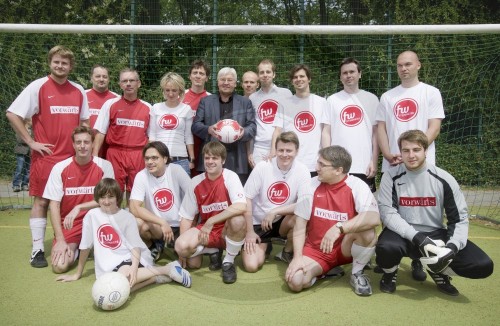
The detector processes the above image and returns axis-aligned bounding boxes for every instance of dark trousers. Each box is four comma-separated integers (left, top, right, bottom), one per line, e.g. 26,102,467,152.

375,228,493,279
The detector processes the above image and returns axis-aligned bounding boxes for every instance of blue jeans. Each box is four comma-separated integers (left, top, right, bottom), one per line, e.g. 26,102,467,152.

12,154,30,187
172,159,191,176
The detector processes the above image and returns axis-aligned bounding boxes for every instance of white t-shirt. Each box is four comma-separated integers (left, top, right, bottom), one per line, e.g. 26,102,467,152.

324,90,379,174
80,208,153,279
130,164,191,227
149,102,195,157
250,85,293,151
273,94,327,171
376,82,445,172
244,157,311,225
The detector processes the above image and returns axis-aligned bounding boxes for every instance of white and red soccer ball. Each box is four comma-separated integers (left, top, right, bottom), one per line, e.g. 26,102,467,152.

214,119,242,144
92,272,130,311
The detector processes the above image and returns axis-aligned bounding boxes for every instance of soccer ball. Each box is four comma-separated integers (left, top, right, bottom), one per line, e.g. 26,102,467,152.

214,119,241,144
92,272,130,311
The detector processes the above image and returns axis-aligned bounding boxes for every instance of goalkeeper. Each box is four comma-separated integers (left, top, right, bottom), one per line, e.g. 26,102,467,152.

375,130,493,296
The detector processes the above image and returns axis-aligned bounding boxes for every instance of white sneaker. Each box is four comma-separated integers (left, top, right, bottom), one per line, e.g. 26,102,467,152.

350,271,372,296
167,261,192,288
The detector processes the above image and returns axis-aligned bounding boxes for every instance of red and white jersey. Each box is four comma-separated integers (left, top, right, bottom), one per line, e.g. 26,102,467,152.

244,157,311,225
273,94,327,171
149,102,195,157
179,169,245,228
183,89,210,111
295,175,378,248
130,164,191,227
7,75,89,162
43,156,114,229
376,82,445,172
94,97,152,148
324,90,379,174
86,89,119,129
249,85,293,151
80,208,153,279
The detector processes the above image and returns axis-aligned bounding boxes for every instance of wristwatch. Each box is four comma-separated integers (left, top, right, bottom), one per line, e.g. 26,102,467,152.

189,157,195,163
336,222,345,234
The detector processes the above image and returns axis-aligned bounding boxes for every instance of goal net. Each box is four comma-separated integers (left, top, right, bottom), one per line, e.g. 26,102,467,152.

0,24,498,219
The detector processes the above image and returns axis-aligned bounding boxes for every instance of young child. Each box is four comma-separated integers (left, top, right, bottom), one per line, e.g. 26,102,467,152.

56,178,192,290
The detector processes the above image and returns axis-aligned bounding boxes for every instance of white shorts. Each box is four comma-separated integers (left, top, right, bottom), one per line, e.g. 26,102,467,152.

252,146,270,165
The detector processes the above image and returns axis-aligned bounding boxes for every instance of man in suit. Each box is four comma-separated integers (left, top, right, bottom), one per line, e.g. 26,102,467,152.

192,67,256,184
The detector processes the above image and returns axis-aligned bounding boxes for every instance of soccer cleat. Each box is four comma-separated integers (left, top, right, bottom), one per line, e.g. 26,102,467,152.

221,262,237,284
22,185,29,191
411,259,427,281
208,249,223,271
30,249,48,268
13,186,21,193
167,261,192,288
150,240,165,263
274,249,293,264
429,272,459,296
379,270,398,293
350,271,373,296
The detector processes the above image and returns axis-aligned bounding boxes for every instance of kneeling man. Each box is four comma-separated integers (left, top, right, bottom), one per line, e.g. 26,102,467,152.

44,126,114,273
175,141,246,284
286,146,380,296
242,131,311,272
130,141,191,262
376,130,493,296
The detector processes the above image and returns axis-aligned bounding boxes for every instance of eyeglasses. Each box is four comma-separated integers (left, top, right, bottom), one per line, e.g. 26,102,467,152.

144,156,160,162
316,161,334,169
120,79,138,84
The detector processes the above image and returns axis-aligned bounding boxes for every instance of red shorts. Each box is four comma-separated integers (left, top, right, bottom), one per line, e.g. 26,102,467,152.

196,223,226,249
52,221,82,247
106,147,144,192
303,240,353,275
30,156,58,197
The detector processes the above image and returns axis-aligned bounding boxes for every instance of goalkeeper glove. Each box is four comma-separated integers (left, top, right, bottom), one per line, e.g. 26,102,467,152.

420,243,457,274
412,232,443,257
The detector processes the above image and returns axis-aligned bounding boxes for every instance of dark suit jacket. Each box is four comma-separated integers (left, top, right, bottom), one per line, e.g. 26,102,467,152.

192,93,256,174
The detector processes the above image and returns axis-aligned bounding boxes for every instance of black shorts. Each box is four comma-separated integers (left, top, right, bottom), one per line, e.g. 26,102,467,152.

113,259,145,272
253,216,286,243
350,173,376,193
165,226,181,248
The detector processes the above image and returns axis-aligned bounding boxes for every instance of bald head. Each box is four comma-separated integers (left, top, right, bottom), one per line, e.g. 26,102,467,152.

242,71,259,97
397,50,421,87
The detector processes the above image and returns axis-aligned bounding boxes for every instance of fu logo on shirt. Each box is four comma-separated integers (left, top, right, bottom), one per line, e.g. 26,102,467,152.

267,181,290,205
258,100,279,124
159,114,179,130
393,98,418,122
294,111,316,133
153,188,174,212
97,224,122,250
340,105,363,127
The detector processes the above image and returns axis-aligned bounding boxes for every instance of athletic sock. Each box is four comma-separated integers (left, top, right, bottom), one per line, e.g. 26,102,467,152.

30,217,47,252
223,236,244,264
351,243,375,274
190,245,219,258
382,265,399,274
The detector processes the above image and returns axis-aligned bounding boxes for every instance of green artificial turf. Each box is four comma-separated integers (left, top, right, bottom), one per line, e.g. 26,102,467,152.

0,210,499,325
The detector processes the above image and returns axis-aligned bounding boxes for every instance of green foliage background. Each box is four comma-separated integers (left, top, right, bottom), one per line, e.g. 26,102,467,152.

0,0,498,186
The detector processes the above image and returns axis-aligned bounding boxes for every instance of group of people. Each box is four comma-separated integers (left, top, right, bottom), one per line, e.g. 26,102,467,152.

6,45,493,298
